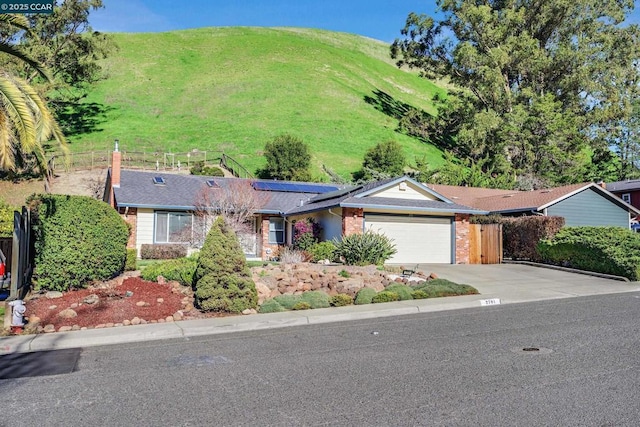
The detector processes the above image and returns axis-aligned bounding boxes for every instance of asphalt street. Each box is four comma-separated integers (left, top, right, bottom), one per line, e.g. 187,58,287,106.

1,290,639,426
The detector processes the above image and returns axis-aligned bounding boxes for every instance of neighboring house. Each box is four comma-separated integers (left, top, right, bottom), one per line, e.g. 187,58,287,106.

103,148,488,264
605,179,640,212
427,182,640,228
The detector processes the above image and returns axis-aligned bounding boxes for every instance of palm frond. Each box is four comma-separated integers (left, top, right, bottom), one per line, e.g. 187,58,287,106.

0,42,51,81
0,110,17,170
0,73,37,156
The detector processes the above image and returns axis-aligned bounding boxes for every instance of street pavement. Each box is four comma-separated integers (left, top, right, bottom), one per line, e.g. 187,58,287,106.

1,263,638,354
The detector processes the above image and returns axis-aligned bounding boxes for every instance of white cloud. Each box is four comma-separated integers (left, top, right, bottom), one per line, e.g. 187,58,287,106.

90,0,174,33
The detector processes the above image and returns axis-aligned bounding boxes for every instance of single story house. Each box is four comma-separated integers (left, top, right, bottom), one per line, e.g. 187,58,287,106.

104,149,488,264
426,182,640,228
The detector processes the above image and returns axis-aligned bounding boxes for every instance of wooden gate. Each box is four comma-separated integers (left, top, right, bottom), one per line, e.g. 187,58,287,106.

469,224,503,264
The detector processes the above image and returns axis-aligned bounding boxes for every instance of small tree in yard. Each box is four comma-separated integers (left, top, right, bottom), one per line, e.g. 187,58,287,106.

192,179,270,247
192,217,258,313
293,217,321,251
258,134,312,181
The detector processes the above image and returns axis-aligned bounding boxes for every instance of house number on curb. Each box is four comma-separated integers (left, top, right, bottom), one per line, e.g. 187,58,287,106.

480,298,501,306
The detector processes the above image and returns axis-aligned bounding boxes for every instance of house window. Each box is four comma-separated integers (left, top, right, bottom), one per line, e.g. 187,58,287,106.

268,217,285,244
155,212,193,243
622,193,631,204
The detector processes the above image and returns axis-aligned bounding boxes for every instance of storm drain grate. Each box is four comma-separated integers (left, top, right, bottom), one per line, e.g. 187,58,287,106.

0,348,81,379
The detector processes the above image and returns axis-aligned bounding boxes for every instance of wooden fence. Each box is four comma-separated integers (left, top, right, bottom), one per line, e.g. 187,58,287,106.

469,223,503,264
47,150,253,178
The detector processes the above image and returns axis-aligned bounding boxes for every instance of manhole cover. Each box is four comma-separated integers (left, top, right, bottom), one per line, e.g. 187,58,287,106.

166,355,233,367
510,347,553,355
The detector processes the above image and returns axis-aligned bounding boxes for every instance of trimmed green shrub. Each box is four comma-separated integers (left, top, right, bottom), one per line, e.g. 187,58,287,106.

273,294,302,310
140,244,188,260
190,161,225,177
412,289,429,299
537,226,640,280
384,284,414,301
412,279,479,297
354,287,377,305
330,293,354,307
372,290,400,303
308,241,337,262
125,249,137,271
292,301,312,310
300,290,330,309
258,134,312,181
140,256,198,286
30,194,129,291
259,299,285,313
333,230,397,266
193,217,258,313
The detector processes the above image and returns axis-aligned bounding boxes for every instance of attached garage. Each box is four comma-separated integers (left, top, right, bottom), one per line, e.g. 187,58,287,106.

364,214,453,264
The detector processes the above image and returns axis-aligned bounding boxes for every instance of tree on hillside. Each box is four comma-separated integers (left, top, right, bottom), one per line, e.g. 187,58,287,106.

357,140,406,181
0,14,68,179
0,0,115,98
258,134,312,181
391,0,640,185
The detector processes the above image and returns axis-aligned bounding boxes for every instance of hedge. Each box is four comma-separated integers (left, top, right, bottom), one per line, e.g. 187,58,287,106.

140,244,188,260
537,226,640,280
30,194,129,291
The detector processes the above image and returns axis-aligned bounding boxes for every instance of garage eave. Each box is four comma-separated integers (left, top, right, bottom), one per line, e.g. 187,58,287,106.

340,202,488,215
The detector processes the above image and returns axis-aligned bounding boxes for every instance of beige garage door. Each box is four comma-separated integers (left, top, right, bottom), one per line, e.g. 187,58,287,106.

364,214,452,264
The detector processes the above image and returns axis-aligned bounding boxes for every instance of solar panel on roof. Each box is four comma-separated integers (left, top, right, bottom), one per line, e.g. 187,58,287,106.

252,181,339,193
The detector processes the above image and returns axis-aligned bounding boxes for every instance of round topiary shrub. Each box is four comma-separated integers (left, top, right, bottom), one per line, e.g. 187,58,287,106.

412,289,429,299
30,194,129,291
273,294,302,310
372,290,400,304
330,293,354,307
193,217,258,313
259,299,285,313
354,287,377,305
300,291,330,309
384,284,414,301
292,301,312,310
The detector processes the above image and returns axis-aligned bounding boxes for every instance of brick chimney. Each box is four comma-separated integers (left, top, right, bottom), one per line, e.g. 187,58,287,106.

112,139,121,188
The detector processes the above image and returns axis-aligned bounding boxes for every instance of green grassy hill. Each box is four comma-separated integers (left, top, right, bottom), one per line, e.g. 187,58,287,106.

69,27,446,179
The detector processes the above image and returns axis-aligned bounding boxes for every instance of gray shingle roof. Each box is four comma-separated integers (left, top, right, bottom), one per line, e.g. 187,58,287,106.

113,170,342,213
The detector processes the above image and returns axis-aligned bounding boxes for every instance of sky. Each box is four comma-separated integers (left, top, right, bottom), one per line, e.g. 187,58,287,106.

91,1,640,43
89,0,439,43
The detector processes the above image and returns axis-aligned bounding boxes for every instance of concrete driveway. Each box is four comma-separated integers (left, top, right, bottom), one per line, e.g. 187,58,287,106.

416,263,640,304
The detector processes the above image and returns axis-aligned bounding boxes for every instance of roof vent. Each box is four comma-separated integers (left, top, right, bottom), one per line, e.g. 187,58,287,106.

152,176,166,185
399,182,407,191
206,179,218,187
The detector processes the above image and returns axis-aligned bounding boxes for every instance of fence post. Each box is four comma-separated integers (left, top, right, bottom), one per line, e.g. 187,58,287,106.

9,211,21,301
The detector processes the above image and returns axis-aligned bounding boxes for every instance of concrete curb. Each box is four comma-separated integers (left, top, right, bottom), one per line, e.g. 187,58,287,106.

503,260,630,282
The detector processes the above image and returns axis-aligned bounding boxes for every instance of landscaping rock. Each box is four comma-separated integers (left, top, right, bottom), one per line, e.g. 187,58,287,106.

71,325,80,331
48,305,57,310
70,303,78,309
165,316,174,322
45,291,63,299
136,301,149,307
44,324,55,333
83,294,99,304
172,311,183,321
58,326,72,332
131,317,141,325
27,316,41,326
123,319,131,326
157,298,164,303
58,308,77,319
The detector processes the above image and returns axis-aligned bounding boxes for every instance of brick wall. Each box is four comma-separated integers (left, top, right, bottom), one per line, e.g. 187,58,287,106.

260,216,281,260
121,207,138,249
455,213,470,264
342,208,364,236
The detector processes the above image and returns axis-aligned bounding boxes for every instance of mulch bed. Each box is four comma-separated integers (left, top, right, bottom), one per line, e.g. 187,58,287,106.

25,276,198,331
